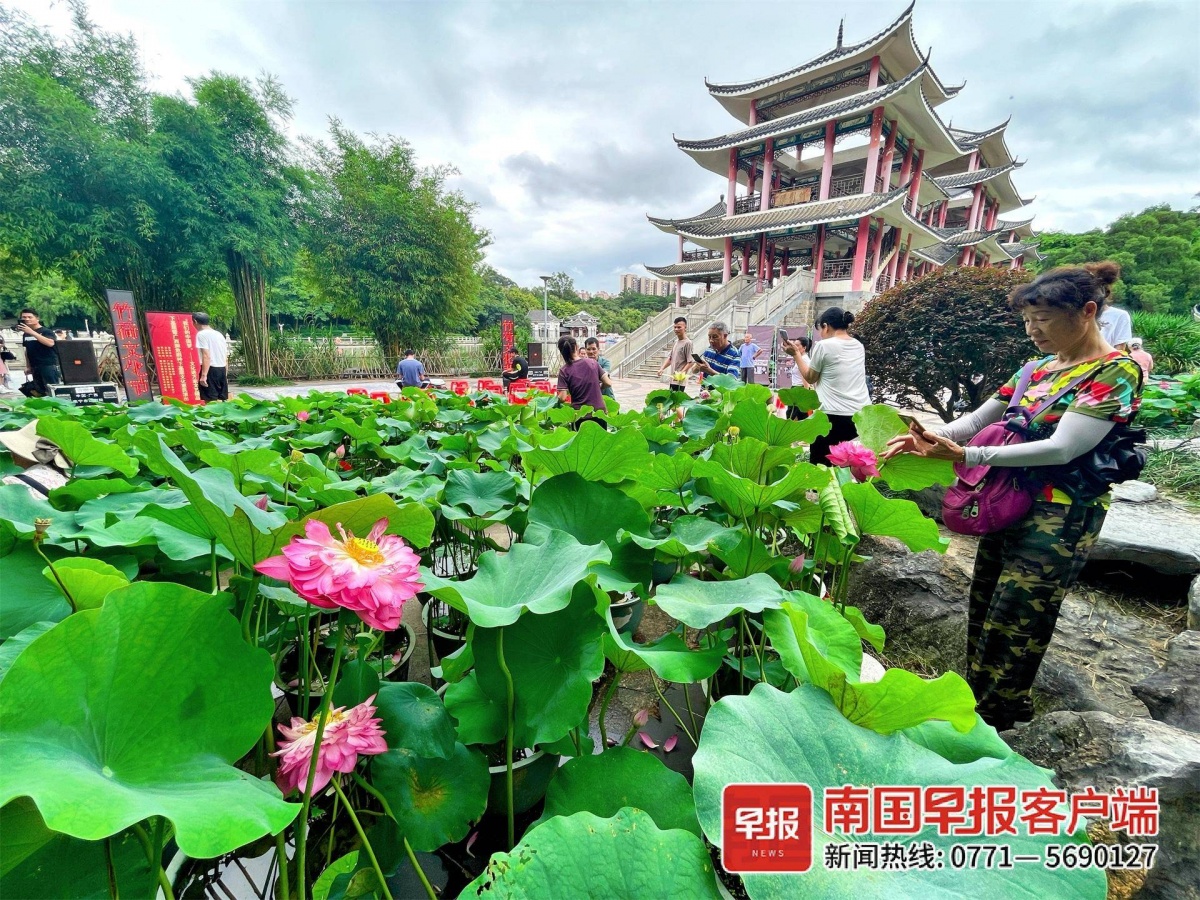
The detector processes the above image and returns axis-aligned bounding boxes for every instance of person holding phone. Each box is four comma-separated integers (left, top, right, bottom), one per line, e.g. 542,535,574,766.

692,322,740,381
782,333,813,420
781,307,869,464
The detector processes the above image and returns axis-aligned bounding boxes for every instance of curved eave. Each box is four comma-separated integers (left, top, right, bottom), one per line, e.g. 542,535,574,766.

999,241,1045,262
996,217,1036,239
705,2,918,120
678,66,965,179
646,200,727,235
932,161,1019,193
950,117,1014,166
943,226,1012,249
645,258,734,280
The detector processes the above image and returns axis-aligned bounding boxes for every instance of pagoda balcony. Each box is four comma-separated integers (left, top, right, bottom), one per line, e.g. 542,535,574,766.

734,194,763,214
828,175,866,198
681,248,724,262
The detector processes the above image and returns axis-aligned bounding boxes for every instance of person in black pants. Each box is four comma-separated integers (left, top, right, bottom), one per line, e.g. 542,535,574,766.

15,309,60,397
781,307,870,465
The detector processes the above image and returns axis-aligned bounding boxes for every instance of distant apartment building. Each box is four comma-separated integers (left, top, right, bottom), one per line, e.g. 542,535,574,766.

594,291,614,300
575,290,592,301
619,274,677,297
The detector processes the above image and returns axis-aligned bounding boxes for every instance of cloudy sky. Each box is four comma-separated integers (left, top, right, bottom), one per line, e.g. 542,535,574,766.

11,0,1200,292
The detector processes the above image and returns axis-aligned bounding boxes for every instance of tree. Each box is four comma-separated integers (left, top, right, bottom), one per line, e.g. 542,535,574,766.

855,267,1034,421
1035,205,1200,316
0,6,218,314
152,73,298,376
304,124,488,359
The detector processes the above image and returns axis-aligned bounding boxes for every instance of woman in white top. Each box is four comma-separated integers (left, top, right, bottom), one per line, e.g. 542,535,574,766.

783,307,871,465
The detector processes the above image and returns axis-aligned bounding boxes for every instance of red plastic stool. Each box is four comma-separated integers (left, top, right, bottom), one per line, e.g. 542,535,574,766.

450,380,470,395
346,387,368,396
369,391,391,403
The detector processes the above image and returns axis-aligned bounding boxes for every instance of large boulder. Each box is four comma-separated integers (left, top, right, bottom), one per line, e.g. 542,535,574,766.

1092,499,1200,577
1005,711,1200,900
1189,577,1200,632
1133,632,1200,735
849,536,1170,719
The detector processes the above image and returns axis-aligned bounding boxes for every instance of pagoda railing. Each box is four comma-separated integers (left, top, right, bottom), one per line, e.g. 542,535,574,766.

734,194,762,215
829,175,865,198
681,248,723,262
874,173,887,193
822,259,853,281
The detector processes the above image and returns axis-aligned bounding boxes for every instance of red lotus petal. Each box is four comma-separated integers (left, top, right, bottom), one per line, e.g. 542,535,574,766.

465,831,479,858
638,732,659,749
663,735,678,753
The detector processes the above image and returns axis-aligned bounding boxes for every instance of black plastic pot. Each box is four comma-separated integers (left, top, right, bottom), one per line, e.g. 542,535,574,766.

421,600,468,664
609,594,646,635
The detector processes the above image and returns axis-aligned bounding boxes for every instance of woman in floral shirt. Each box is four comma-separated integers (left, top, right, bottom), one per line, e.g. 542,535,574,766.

885,262,1142,731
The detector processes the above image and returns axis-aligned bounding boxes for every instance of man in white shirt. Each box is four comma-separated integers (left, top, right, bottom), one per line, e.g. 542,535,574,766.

193,311,229,401
1098,305,1132,351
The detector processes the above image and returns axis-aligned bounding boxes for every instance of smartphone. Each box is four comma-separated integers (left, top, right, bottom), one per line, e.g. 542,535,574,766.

896,412,925,433
691,353,705,364
778,329,789,344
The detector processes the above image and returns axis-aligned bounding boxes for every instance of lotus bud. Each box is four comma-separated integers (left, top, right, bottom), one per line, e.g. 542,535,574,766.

335,444,346,459
296,410,310,422
699,390,710,400
255,495,270,511
789,553,806,575
632,708,650,728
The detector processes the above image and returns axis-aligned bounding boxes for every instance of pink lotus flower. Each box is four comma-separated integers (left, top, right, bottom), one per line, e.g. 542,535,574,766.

255,495,270,511
273,695,388,795
789,553,806,575
827,440,880,482
255,518,424,631
296,410,310,422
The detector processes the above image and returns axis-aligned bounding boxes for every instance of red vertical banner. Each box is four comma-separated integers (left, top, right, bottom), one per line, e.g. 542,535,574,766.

146,312,202,404
500,313,515,371
105,289,154,402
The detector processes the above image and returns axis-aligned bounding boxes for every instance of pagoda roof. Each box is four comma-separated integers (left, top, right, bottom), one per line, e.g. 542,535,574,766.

950,118,1015,168
999,240,1045,261
644,257,738,280
931,162,1031,213
669,185,947,254
996,217,1037,238
704,3,963,123
914,230,1015,267
941,225,1013,248
677,62,966,178
647,199,727,235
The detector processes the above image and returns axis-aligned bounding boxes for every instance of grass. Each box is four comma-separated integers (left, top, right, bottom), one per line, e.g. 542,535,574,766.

231,375,291,387
1140,440,1200,505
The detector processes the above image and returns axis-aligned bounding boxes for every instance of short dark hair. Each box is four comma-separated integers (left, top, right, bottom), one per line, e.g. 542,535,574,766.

19,308,38,318
405,349,416,357
816,307,854,330
798,335,813,352
557,335,578,363
673,316,687,326
192,312,210,326
1008,261,1120,313
583,336,600,348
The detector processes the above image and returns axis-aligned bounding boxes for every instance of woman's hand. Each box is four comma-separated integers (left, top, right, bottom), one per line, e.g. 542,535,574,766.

883,425,966,462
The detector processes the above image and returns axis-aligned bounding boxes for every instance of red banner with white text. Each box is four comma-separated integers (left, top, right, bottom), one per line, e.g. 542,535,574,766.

146,312,202,404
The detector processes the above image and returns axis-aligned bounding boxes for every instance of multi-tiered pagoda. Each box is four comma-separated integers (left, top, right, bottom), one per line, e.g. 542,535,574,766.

645,3,1042,308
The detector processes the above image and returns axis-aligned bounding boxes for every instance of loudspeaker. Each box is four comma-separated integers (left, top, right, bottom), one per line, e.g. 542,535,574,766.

56,340,100,384
526,342,543,367
51,382,120,406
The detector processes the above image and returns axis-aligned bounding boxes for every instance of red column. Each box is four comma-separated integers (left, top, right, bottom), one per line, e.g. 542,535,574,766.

897,137,914,190
760,139,774,212
726,149,737,217
967,184,984,231
818,120,836,200
1010,255,1020,271
879,120,898,191
868,216,886,282
967,150,980,173
677,234,684,262
937,200,948,229
959,247,973,267
756,233,767,293
767,242,776,287
675,277,683,306
746,164,757,199
850,216,872,291
906,149,924,213
898,233,913,281
748,99,758,127
722,237,733,283
1009,230,1017,242
985,200,998,230
813,225,827,291
867,55,881,89
886,230,903,284
863,108,885,192
781,248,790,277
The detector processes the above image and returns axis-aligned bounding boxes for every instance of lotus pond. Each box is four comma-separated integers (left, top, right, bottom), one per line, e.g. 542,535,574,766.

0,379,1108,898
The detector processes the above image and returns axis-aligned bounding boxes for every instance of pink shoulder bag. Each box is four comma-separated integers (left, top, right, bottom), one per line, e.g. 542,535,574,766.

942,361,1091,535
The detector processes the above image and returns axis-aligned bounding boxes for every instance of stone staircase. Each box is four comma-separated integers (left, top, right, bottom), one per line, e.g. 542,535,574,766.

610,269,816,378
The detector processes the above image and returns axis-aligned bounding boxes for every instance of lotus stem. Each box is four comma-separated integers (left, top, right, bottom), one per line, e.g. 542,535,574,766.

496,628,516,849
35,543,76,613
128,821,174,900
209,539,218,595
331,778,395,900
105,835,119,899
652,677,696,747
682,679,700,738
296,624,347,900
597,672,621,749
274,829,289,900
404,836,438,900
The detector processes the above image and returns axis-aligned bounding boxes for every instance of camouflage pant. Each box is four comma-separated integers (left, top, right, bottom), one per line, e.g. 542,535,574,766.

967,499,1107,730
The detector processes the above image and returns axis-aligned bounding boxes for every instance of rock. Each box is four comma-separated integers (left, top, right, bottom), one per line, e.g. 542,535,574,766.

1133,632,1200,734
1092,499,1200,576
1190,577,1200,632
1005,711,1200,900
1112,480,1158,503
849,536,1170,719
